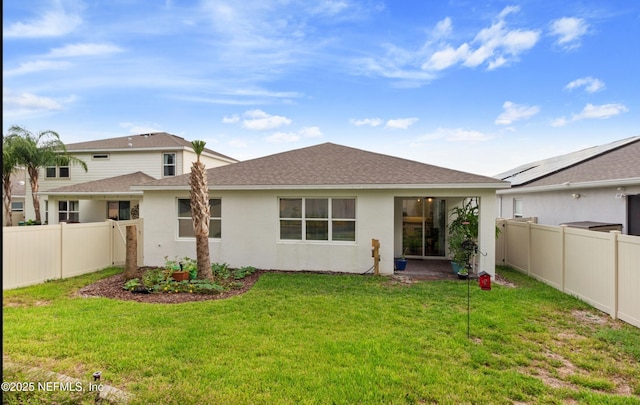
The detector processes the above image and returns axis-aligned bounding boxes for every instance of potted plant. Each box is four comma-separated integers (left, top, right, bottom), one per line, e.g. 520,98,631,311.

394,248,409,271
448,199,478,276
165,256,190,282
181,257,198,280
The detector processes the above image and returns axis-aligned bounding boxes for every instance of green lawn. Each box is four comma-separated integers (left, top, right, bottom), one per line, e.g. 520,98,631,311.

3,266,640,404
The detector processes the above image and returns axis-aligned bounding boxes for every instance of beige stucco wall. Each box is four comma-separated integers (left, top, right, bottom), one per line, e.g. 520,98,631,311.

141,187,499,276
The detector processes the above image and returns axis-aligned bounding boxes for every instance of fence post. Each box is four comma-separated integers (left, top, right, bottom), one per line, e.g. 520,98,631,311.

59,222,65,280
526,220,533,276
610,230,620,320
560,225,566,292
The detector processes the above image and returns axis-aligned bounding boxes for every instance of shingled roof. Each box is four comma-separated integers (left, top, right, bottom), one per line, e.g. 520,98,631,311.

65,132,237,162
45,172,155,195
135,143,508,190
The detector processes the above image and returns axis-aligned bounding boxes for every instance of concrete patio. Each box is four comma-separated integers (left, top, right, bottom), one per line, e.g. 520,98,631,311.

393,259,460,280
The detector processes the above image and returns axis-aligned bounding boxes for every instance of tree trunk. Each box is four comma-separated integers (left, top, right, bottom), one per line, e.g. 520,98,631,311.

3,175,12,226
27,166,41,223
191,161,212,280
124,225,138,280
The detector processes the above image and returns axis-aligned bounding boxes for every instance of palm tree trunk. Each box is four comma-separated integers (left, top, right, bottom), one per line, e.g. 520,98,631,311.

191,161,212,280
27,166,41,223
2,175,12,226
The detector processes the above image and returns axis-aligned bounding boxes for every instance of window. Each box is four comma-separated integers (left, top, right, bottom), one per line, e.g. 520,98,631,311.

513,199,523,218
11,201,23,212
108,201,131,220
279,198,356,242
177,199,221,238
163,153,176,176
59,200,79,223
46,166,70,178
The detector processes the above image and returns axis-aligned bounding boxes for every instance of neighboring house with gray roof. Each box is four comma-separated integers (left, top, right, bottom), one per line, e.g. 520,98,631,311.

495,136,640,235
134,142,509,276
32,132,237,224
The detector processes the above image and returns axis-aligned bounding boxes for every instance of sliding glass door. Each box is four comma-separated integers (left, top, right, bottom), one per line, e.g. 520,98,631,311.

401,198,446,257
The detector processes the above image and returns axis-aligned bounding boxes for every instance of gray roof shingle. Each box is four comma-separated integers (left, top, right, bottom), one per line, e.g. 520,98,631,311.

46,171,155,194
65,132,237,162
137,142,508,189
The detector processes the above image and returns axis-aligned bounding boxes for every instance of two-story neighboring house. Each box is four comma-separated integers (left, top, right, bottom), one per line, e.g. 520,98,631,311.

28,132,237,224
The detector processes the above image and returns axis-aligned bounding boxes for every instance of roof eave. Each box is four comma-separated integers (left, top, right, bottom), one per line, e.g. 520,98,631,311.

134,182,510,191
497,177,640,194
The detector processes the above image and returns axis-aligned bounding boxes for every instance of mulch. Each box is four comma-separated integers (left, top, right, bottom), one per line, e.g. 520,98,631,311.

76,269,264,304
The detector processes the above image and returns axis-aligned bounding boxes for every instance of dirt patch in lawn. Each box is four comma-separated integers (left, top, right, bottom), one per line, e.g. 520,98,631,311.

76,270,264,304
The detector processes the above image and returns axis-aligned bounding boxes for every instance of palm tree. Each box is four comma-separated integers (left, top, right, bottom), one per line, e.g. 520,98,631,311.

2,136,20,226
189,140,213,280
7,126,87,223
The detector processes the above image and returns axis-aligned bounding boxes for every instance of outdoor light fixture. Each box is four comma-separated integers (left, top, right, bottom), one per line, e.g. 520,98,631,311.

572,193,581,199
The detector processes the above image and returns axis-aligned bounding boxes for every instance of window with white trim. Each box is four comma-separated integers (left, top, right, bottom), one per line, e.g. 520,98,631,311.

279,198,356,242
11,201,23,212
513,199,523,218
59,200,79,222
163,153,176,176
46,166,70,178
177,199,221,238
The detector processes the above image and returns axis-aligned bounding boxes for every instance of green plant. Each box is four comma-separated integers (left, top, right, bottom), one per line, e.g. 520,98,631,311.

212,262,231,280
123,278,142,291
448,199,479,267
232,266,256,280
181,257,198,279
164,255,182,272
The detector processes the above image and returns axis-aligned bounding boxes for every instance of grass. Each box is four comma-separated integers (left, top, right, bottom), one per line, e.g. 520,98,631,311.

3,266,640,404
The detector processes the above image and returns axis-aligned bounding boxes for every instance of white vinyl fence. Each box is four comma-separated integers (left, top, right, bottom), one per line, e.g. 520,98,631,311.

3,219,143,290
496,219,640,328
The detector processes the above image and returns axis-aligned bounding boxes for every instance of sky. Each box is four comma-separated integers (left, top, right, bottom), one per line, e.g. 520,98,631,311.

3,0,639,177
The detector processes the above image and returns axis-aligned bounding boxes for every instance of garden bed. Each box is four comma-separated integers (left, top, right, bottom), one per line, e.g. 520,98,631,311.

77,267,263,304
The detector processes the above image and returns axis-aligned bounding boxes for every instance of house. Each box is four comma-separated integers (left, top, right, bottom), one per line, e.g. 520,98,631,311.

494,136,640,235
2,168,26,226
30,132,237,224
133,142,509,276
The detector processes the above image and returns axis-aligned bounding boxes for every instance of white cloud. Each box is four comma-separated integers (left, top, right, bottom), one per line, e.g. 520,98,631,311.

418,127,493,143
432,17,453,39
267,126,323,143
574,103,628,120
385,118,418,129
47,43,124,58
495,101,540,125
3,60,72,77
565,77,605,93
299,126,323,137
360,6,543,84
550,17,589,50
266,132,300,143
3,4,82,38
551,103,628,126
222,115,240,124
242,109,292,130
423,44,469,71
350,118,383,127
461,11,540,70
2,88,64,119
